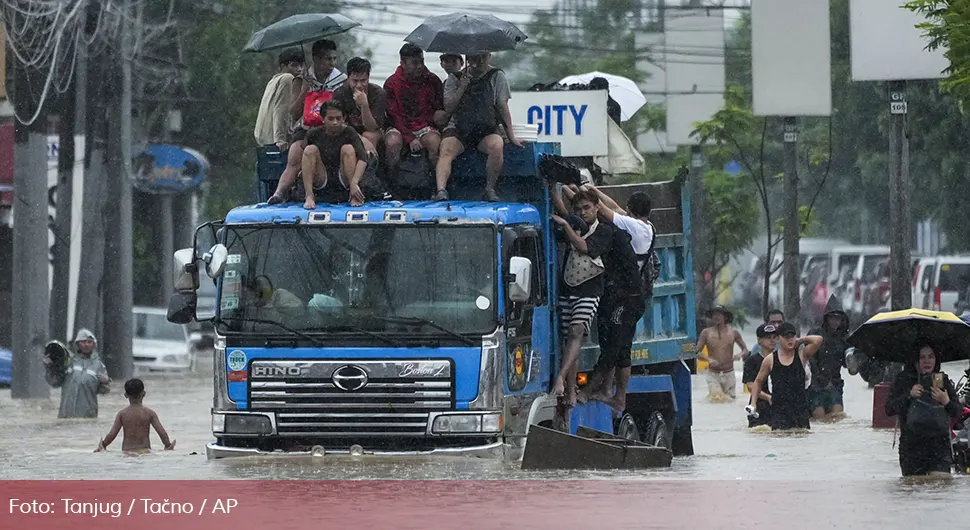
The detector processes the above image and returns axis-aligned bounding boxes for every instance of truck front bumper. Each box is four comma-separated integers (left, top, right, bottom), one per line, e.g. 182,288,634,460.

205,440,507,460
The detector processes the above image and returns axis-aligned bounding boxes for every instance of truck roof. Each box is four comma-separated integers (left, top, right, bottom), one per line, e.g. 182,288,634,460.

224,200,543,226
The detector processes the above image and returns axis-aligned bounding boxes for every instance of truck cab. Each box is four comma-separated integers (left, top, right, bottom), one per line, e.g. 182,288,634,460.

168,140,697,460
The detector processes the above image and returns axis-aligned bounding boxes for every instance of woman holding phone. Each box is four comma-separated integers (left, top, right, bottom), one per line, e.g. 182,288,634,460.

885,345,963,477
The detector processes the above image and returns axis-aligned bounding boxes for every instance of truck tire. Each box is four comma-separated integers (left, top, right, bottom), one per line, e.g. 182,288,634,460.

641,411,671,449
614,413,639,442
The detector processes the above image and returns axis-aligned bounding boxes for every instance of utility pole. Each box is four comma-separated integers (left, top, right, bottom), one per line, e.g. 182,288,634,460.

74,45,107,338
101,4,135,379
888,81,911,310
50,75,77,342
782,117,800,322
11,60,51,399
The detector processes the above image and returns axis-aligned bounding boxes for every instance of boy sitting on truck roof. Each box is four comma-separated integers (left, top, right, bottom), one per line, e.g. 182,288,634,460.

300,100,393,209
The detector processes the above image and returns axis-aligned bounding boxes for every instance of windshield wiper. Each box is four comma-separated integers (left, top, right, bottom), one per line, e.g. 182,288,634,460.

304,326,404,347
371,316,477,346
217,317,325,347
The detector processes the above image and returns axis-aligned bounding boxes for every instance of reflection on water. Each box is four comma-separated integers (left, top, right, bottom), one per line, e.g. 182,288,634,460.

0,353,967,517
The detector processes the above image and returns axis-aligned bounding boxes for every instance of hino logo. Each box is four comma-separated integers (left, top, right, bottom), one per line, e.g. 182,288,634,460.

252,365,304,378
332,365,368,391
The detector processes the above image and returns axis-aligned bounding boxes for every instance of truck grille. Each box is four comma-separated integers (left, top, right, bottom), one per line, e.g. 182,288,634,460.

248,360,454,437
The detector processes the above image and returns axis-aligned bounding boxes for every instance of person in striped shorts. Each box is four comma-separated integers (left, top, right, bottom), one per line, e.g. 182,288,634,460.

550,189,614,408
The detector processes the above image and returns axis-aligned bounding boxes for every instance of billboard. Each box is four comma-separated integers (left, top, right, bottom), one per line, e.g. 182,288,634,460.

751,0,832,116
634,31,678,154
663,8,726,145
849,0,949,81
508,91,609,157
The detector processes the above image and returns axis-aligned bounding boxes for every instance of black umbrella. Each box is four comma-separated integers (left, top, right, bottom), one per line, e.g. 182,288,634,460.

404,13,528,55
846,309,970,364
243,13,361,53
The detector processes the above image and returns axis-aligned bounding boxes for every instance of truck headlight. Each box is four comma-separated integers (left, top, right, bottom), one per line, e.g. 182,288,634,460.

212,413,226,433
217,413,272,435
432,413,502,434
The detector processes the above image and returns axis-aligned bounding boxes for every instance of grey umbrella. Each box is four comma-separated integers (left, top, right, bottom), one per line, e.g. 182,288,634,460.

243,13,361,53
404,13,528,55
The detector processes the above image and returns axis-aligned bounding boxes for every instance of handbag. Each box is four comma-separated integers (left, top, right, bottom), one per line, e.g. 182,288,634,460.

395,152,432,189
906,394,950,436
563,220,605,288
302,90,334,128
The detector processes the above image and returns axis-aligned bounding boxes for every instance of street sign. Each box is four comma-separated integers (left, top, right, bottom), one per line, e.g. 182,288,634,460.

132,144,209,194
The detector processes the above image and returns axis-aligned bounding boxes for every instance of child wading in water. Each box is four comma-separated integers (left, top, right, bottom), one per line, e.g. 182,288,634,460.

95,378,175,454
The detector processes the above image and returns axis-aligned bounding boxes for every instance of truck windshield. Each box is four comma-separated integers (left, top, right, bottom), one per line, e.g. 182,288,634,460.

217,224,497,338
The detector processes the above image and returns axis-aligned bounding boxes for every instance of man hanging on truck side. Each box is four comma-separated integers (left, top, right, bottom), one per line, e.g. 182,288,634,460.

550,189,613,411
568,184,655,413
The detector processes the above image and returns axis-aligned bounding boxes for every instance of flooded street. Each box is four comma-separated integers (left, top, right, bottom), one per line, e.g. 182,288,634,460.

1,328,967,523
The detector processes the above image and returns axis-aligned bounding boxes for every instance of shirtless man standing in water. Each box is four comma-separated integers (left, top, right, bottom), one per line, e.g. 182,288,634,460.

96,378,175,455
696,306,749,401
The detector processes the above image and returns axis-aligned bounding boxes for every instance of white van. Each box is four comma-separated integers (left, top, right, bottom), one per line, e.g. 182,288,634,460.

922,256,970,312
911,257,937,309
827,245,890,320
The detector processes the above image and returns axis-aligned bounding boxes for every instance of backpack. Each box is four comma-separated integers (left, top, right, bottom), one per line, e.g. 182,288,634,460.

637,221,661,294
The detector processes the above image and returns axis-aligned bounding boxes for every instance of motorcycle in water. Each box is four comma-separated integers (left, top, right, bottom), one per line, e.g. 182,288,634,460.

953,368,970,474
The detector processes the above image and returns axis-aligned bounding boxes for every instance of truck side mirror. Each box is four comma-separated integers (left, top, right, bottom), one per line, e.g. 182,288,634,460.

203,244,229,279
167,291,198,324
173,248,199,291
844,347,861,376
508,256,533,304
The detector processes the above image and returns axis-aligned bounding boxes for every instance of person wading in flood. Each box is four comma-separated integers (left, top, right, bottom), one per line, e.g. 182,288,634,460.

807,295,851,422
743,323,776,429
747,323,822,431
885,345,963,478
44,329,110,419
695,306,749,401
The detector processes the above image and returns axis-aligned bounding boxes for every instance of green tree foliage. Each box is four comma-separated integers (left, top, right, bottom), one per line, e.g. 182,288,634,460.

906,1,970,106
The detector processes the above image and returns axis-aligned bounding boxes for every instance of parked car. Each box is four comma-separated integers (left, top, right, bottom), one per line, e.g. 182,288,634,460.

133,306,196,373
912,256,937,309
924,256,970,313
0,347,11,386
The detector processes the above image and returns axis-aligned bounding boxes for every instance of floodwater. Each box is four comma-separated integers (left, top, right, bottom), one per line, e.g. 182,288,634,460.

1,328,968,523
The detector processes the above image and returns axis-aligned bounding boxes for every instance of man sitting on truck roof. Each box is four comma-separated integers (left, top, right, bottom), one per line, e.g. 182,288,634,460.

267,39,347,205
332,57,387,153
550,189,613,408
433,52,523,202
383,44,444,178
300,100,392,209
254,48,304,153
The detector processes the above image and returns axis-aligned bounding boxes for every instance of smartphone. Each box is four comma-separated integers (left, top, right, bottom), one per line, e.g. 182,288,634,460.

932,372,944,389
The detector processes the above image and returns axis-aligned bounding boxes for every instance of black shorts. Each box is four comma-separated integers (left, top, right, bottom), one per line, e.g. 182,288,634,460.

444,124,499,151
594,295,646,371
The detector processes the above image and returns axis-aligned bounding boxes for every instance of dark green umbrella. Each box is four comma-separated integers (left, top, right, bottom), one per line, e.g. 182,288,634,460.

404,13,527,55
243,13,361,53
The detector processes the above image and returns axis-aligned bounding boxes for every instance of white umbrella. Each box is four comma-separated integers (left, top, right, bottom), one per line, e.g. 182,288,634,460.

558,71,647,122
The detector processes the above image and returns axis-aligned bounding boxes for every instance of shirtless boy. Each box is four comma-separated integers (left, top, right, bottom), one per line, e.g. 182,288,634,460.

696,306,749,401
95,378,175,454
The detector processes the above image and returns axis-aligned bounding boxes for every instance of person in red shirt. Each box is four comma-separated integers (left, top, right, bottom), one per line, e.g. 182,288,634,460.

383,44,443,175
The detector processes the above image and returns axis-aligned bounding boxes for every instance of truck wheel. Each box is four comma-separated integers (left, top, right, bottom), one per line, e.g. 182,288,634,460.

614,413,639,441
642,411,671,449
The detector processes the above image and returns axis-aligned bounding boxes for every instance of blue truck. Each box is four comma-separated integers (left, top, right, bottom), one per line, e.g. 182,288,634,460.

167,141,697,460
